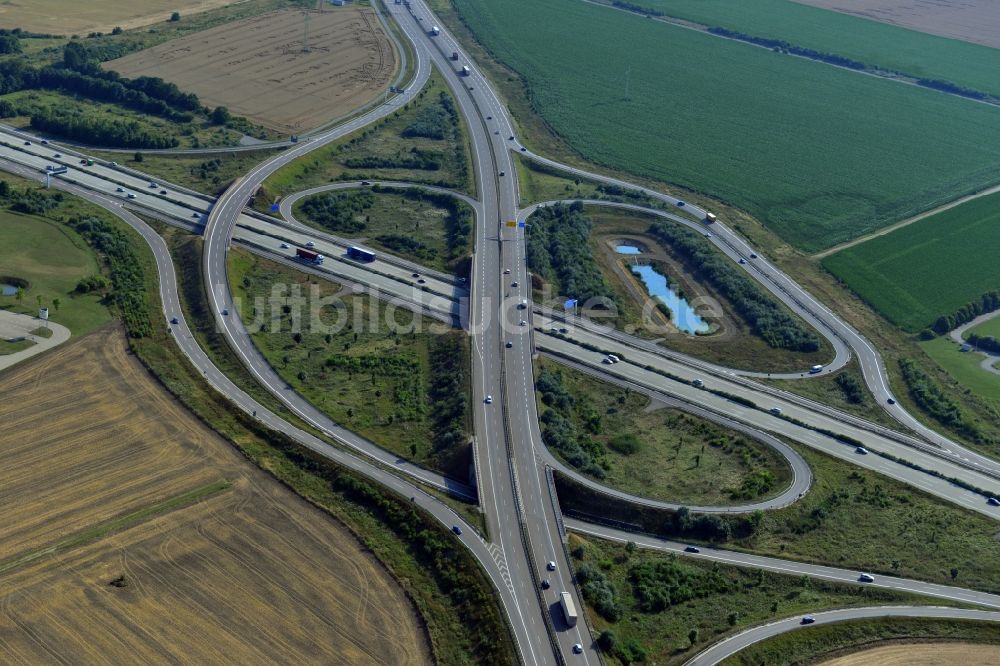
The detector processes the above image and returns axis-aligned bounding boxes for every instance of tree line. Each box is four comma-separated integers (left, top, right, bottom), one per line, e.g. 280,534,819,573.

648,221,820,351
927,290,1000,336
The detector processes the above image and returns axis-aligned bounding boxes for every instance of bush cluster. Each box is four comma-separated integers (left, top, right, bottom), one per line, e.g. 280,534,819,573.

526,202,616,307
69,216,151,337
898,358,983,442
647,221,819,351
300,190,374,233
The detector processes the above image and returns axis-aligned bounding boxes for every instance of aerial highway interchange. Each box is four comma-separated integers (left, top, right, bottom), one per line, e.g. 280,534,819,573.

2,0,999,663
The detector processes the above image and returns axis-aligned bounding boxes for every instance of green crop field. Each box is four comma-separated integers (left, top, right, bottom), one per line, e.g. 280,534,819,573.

822,190,1000,332
627,0,1000,98
451,0,1000,251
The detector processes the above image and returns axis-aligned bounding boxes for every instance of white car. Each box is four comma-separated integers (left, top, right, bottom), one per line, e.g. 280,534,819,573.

485,395,493,404
504,268,511,274
519,320,527,326
116,186,125,192
546,561,556,571
572,644,583,654
306,241,316,248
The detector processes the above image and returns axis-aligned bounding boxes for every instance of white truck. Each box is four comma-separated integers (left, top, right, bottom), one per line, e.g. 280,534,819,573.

460,65,471,77
429,25,440,36
560,591,578,627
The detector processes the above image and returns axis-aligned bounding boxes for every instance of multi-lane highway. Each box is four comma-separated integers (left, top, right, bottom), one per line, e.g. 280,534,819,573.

6,0,1000,661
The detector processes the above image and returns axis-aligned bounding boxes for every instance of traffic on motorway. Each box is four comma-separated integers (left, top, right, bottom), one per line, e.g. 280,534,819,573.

3,0,1000,662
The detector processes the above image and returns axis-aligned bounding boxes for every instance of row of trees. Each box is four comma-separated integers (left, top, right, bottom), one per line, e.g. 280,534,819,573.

648,221,819,351
965,333,1000,354
929,290,1000,335
707,26,866,70
899,358,983,442
30,110,179,149
344,147,443,171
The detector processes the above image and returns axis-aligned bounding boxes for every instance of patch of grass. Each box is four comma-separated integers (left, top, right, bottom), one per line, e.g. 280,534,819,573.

535,358,791,504
228,248,471,478
448,0,1000,251
560,441,1000,594
29,326,53,338
625,0,1000,99
823,190,1000,332
294,186,473,272
968,316,1000,340
260,67,474,200
0,207,110,335
0,338,35,354
89,148,285,196
720,617,1000,665
569,533,928,665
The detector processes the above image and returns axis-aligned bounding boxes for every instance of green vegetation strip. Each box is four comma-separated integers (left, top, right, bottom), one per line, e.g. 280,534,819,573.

720,617,1000,666
0,480,231,576
451,0,1000,251
611,0,1000,99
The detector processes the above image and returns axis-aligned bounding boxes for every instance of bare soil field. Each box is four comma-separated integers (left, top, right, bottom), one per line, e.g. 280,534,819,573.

0,327,430,664
819,642,1000,665
792,0,1000,49
0,0,236,36
105,8,398,134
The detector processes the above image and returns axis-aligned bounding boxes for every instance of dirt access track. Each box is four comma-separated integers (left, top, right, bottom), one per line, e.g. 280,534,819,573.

0,328,430,664
819,642,1000,665
792,0,1000,49
0,0,235,36
105,8,398,134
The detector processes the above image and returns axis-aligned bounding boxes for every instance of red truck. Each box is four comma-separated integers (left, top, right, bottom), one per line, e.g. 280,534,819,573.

296,248,324,264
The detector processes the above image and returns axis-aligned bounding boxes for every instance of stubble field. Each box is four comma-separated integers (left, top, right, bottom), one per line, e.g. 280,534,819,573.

0,0,235,36
792,0,1000,49
0,328,430,664
105,8,398,134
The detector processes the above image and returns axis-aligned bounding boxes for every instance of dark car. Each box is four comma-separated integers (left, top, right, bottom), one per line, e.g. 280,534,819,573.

540,579,550,590
801,616,815,625
170,317,179,325
412,272,420,278
505,341,513,349
452,525,463,536
750,253,758,259
988,497,1000,507
887,397,896,405
159,189,167,195
685,545,700,554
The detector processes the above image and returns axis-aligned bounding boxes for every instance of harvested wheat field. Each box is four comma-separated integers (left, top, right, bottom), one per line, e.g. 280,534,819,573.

105,8,398,134
0,0,235,36
819,642,1000,665
0,327,430,665
793,0,1000,49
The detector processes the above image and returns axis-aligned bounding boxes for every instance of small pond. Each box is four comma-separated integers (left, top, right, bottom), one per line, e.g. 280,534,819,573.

1,284,17,297
631,264,711,334
614,243,643,255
